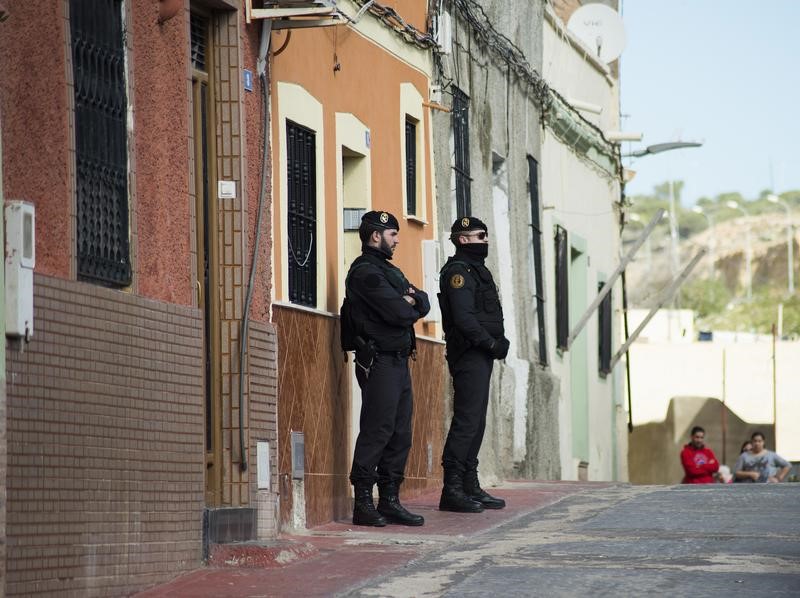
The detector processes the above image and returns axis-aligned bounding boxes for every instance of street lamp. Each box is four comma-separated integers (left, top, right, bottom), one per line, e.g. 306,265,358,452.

767,194,794,295
620,139,702,432
623,141,703,158
726,200,752,301
692,205,715,278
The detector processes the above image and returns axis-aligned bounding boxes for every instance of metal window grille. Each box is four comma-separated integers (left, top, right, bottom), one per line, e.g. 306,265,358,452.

405,118,417,216
190,12,208,71
452,88,471,216
555,225,569,351
71,0,131,286
528,156,548,366
598,282,612,375
286,120,317,307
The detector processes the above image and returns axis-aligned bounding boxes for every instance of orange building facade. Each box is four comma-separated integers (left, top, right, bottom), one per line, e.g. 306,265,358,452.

266,0,447,528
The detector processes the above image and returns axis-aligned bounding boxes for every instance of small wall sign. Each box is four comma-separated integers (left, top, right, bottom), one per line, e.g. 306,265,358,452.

218,180,236,199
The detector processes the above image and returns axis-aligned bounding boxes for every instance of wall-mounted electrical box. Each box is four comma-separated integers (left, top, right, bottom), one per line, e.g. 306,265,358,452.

290,431,305,480
422,239,441,323
5,200,35,341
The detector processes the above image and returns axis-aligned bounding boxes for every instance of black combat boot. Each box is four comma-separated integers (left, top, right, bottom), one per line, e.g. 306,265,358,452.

352,483,388,527
377,481,424,526
439,469,484,513
464,469,506,509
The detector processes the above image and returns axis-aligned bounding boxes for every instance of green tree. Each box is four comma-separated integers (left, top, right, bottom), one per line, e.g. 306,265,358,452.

679,278,731,319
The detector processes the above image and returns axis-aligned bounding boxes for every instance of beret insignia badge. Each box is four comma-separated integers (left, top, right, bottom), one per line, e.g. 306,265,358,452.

380,212,389,224
461,217,470,228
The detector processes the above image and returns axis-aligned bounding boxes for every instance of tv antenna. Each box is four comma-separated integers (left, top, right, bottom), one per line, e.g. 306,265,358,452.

567,3,627,64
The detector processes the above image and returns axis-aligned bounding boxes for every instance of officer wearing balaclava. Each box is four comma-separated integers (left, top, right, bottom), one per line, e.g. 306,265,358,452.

437,216,509,513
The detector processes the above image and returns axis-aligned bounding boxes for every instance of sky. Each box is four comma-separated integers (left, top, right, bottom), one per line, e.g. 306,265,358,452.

619,0,800,206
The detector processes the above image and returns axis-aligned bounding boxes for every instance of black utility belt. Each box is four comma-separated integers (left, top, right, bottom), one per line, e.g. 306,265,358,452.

376,348,412,359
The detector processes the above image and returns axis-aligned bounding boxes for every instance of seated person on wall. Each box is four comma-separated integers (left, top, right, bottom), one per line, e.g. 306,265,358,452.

734,431,791,483
680,426,720,484
732,440,753,483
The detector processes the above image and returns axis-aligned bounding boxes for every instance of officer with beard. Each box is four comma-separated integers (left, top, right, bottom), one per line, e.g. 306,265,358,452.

438,216,509,513
344,210,430,526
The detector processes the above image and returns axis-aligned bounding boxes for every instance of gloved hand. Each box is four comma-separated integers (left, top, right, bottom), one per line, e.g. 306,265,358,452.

490,337,510,360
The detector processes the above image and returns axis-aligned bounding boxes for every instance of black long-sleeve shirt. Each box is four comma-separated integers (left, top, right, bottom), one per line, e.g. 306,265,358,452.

346,247,429,351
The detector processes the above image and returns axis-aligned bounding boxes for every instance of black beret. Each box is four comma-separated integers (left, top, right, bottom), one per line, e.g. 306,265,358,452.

361,210,400,231
450,216,488,236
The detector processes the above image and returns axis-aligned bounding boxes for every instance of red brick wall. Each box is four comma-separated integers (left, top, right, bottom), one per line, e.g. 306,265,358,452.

5,275,205,596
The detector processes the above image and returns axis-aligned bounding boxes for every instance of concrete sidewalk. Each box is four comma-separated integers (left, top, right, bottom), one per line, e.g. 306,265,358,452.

134,481,608,598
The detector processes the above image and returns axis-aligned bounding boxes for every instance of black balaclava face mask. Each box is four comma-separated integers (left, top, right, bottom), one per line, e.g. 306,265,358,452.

459,241,488,260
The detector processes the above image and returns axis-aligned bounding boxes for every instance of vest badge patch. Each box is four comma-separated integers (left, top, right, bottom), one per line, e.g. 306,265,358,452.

450,274,465,289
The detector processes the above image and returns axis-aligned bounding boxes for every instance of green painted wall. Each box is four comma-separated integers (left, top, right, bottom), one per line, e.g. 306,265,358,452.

569,243,589,462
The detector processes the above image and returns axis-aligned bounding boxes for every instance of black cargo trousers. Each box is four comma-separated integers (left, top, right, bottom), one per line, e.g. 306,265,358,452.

349,350,413,485
441,348,494,474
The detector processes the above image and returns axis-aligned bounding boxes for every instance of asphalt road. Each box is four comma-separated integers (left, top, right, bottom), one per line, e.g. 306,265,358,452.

344,483,800,597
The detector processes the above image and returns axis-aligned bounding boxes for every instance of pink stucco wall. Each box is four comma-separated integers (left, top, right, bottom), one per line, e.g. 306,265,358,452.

129,0,192,305
0,2,71,279
0,1,196,306
0,3,273,314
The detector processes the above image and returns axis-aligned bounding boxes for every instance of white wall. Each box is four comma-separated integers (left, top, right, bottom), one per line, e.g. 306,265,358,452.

629,340,800,460
628,309,695,343
542,13,624,481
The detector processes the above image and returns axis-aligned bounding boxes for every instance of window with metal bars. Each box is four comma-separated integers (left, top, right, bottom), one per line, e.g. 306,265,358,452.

70,0,131,286
528,156,548,366
555,225,569,351
405,117,417,216
598,282,612,375
190,12,208,71
452,88,471,217
286,120,317,307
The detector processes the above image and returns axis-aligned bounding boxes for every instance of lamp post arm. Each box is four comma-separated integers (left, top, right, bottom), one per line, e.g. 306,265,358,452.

566,209,666,350
609,248,707,371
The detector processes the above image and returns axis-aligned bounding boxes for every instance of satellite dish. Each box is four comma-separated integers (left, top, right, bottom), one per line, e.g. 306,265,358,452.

567,3,626,64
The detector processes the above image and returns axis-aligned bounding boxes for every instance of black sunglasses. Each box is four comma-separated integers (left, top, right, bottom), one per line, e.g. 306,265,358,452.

463,231,489,240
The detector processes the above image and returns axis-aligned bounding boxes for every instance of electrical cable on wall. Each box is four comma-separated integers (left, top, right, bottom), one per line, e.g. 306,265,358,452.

349,0,437,48
237,19,273,472
436,0,620,178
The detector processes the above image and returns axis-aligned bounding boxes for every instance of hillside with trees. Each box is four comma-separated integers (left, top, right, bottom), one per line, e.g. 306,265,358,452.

623,184,800,337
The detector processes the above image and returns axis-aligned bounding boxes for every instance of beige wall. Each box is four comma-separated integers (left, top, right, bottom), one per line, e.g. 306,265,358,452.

629,340,800,460
629,397,775,485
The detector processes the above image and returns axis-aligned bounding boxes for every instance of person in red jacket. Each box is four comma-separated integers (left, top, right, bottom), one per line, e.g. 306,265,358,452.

680,426,720,484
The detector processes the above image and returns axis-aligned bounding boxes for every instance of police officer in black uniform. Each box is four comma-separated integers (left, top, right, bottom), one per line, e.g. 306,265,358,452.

344,210,430,527
438,216,509,513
